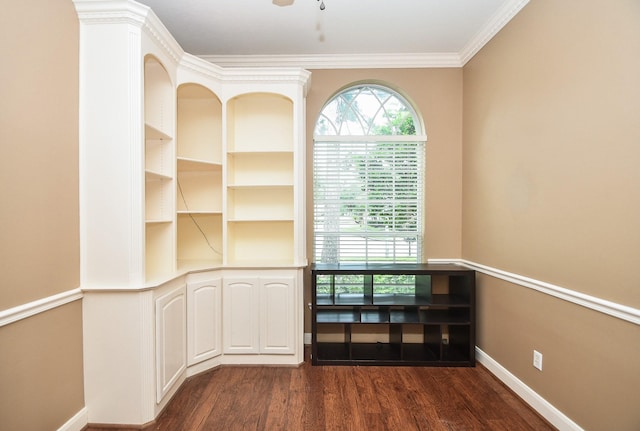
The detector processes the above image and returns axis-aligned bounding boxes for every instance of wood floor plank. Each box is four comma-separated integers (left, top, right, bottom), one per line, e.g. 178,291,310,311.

85,349,556,431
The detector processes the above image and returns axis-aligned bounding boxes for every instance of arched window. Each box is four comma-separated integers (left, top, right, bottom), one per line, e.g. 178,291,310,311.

313,84,426,264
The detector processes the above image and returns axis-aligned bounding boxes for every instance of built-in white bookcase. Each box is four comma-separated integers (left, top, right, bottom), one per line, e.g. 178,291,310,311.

226,94,295,266
76,0,310,426
144,57,176,281
177,84,223,270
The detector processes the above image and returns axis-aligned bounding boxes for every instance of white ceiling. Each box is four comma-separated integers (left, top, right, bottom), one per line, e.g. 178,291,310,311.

136,0,529,68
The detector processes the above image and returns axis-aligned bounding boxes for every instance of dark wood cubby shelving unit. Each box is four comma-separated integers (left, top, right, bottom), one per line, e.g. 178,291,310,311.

311,263,476,366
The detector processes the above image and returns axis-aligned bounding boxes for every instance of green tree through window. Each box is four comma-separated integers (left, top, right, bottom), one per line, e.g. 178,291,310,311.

313,85,426,263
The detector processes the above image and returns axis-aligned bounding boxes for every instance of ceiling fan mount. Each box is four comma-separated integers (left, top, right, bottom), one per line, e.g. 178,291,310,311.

272,0,325,10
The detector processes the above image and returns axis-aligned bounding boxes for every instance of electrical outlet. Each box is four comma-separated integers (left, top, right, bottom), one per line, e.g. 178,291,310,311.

533,350,543,371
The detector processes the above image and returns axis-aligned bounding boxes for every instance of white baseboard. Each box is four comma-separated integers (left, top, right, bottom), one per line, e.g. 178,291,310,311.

476,347,583,431
58,407,88,431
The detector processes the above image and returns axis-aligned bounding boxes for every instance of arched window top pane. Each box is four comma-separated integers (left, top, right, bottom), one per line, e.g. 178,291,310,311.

315,85,419,136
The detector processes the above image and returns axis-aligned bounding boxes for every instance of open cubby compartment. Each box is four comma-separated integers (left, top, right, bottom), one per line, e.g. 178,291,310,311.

350,323,402,361
373,273,431,305
226,93,293,153
177,213,223,269
420,307,471,324
144,56,174,136
314,274,334,305
226,152,293,186
145,175,173,222
315,272,436,306
227,186,293,221
402,324,443,362
445,273,474,304
315,323,351,361
226,220,293,266
177,84,222,163
332,273,372,305
443,325,473,363
145,221,174,281
176,163,222,212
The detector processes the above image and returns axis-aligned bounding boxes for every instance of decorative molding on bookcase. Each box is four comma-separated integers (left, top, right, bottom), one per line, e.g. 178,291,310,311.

57,407,88,431
476,348,583,431
181,53,312,94
73,0,183,65
73,0,149,26
429,259,640,326
0,288,83,327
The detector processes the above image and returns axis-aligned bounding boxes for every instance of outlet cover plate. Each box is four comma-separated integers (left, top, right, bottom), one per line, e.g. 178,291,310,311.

533,350,543,371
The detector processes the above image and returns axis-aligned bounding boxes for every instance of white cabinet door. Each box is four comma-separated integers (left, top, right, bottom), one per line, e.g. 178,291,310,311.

223,275,296,356
155,284,186,403
223,277,259,354
187,278,222,366
260,277,295,354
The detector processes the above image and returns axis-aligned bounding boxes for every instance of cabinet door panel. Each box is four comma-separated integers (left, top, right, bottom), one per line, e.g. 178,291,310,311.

187,278,221,365
223,278,259,354
156,285,186,402
260,277,295,354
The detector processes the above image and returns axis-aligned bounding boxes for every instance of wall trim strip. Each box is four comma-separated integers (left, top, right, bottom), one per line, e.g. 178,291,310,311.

0,288,83,328
200,52,463,69
459,0,530,64
429,259,640,326
199,0,530,69
476,348,583,431
58,407,88,431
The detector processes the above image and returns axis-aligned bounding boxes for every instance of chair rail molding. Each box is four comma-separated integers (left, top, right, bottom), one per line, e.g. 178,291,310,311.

0,288,83,327
428,259,640,326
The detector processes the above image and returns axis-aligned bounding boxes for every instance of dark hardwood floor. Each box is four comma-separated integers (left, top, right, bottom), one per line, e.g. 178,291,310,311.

86,350,555,431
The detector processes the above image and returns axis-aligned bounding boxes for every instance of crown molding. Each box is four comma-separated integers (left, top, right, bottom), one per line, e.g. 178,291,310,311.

200,0,529,69
459,0,530,65
76,0,529,70
200,52,463,70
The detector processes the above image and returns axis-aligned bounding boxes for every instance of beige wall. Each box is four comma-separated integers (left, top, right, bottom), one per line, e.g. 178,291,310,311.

0,302,84,430
0,0,84,429
304,69,464,330
463,1,640,429
305,68,464,262
0,0,80,309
